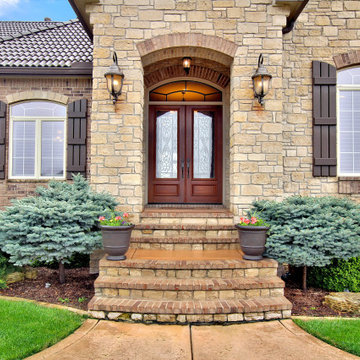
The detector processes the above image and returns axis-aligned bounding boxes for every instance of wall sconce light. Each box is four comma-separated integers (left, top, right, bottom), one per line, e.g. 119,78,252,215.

182,57,192,75
252,54,272,105
104,52,124,104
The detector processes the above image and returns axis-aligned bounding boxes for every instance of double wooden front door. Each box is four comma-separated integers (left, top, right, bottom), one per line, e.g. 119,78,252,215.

148,105,222,204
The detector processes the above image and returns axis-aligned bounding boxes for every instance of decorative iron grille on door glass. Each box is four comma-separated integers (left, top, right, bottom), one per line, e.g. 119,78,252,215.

149,81,222,102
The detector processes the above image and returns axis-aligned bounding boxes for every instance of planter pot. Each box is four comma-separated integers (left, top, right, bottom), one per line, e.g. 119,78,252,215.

235,224,269,261
100,224,135,261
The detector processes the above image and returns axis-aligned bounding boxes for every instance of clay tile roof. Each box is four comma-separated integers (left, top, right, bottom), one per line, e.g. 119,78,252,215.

0,21,63,37
0,19,93,68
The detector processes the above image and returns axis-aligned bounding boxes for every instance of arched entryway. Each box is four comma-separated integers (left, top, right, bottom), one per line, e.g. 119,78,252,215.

148,80,223,204
138,34,235,206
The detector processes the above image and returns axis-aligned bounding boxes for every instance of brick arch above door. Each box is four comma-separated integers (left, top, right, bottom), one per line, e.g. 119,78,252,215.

137,33,237,62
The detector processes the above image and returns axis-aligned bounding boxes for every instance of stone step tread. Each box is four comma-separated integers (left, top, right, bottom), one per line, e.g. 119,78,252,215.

130,237,238,244
141,208,233,218
135,224,236,231
95,276,284,291
88,295,292,315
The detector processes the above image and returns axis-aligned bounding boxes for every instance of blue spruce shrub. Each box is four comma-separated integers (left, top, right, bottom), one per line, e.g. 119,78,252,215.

0,175,117,282
252,197,360,288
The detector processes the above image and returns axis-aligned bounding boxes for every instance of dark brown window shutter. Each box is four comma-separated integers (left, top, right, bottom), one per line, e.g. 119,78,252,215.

312,61,337,177
0,101,6,180
67,99,87,180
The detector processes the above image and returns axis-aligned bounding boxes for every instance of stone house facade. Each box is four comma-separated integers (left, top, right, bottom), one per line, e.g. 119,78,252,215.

68,0,360,224
1,1,360,218
1,0,360,323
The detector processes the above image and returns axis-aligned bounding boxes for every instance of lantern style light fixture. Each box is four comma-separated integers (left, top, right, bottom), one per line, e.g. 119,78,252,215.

105,52,124,104
252,54,272,105
182,57,192,75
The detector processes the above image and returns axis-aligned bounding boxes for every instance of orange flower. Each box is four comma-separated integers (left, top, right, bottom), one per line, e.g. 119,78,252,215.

123,213,129,218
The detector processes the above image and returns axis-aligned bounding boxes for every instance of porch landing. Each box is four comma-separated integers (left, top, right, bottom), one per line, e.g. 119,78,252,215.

88,249,292,324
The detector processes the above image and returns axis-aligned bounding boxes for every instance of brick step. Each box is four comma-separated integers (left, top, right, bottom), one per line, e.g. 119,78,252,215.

88,295,292,324
132,228,237,239
131,237,237,244
95,276,284,300
99,251,278,279
141,207,233,219
129,236,239,250
136,223,236,230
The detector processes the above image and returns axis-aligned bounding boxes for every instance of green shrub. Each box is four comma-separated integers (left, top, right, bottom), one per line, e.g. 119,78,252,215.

309,257,360,292
252,196,360,289
0,252,8,288
0,175,117,283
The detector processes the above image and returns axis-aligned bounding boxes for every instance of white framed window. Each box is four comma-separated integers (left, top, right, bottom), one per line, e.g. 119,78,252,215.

337,67,360,176
9,101,66,179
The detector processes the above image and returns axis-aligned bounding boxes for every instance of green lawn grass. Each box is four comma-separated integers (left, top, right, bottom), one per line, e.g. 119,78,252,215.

0,299,85,360
293,318,360,357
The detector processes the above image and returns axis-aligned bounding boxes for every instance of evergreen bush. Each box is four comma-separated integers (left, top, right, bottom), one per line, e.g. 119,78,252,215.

0,175,117,283
308,257,360,292
0,252,7,288
252,196,360,289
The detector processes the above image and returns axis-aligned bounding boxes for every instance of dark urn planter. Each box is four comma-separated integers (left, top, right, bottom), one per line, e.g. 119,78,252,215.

100,224,135,261
235,224,269,261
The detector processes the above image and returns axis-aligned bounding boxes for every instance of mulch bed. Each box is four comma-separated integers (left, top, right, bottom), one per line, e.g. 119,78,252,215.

0,267,97,310
284,280,357,317
0,266,358,317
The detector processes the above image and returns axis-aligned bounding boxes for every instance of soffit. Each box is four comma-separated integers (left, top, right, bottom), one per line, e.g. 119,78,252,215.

68,0,99,41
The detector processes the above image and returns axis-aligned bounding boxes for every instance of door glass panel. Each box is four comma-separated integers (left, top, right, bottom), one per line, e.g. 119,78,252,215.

193,111,215,179
156,110,178,178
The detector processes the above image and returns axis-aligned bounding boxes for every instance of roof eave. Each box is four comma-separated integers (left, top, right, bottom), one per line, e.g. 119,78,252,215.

275,0,310,34
0,62,93,76
68,0,98,42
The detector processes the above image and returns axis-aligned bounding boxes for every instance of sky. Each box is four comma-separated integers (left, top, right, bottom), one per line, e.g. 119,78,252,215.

0,0,77,22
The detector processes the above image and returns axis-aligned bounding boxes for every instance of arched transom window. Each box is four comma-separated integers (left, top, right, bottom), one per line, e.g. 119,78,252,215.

10,101,66,179
149,81,222,102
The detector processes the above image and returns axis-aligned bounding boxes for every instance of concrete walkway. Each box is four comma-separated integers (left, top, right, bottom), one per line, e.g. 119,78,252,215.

27,319,359,360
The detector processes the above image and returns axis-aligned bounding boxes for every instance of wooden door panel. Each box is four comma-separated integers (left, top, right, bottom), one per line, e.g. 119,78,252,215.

185,106,222,204
148,105,185,203
148,105,222,204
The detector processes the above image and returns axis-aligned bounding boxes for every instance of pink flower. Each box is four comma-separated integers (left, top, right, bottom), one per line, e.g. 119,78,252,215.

240,217,244,223
244,218,250,224
123,213,129,218
98,216,105,221
115,216,121,221
251,217,257,224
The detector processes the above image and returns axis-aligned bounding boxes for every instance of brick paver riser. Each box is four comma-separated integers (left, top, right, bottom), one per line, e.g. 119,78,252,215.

132,229,238,238
129,236,239,249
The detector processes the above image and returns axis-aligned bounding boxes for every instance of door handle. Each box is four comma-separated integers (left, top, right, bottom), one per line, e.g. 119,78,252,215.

181,160,185,178
187,159,190,178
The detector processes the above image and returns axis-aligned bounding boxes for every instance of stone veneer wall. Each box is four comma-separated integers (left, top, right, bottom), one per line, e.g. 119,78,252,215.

87,0,290,221
0,76,92,207
283,0,360,199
